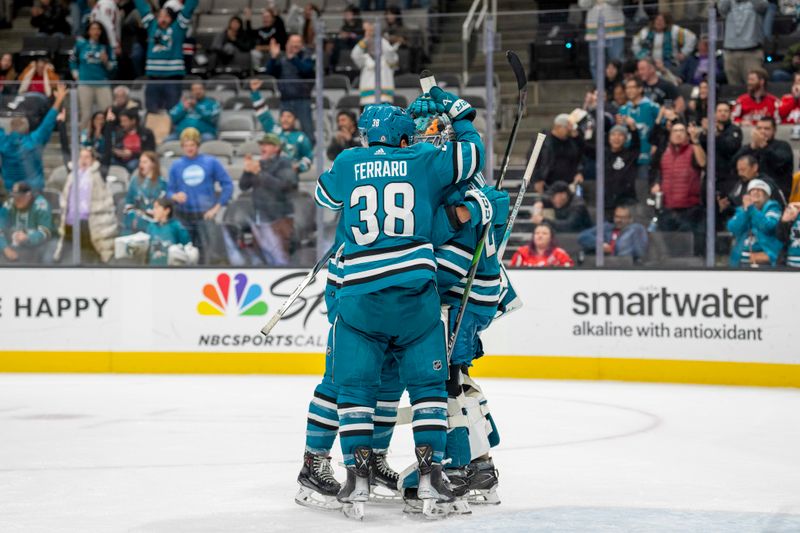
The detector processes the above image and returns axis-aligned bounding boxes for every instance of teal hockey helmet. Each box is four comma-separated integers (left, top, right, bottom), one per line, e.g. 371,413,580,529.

358,103,416,146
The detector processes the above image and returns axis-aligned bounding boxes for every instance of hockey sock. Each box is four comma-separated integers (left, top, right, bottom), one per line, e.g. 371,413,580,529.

372,396,400,452
338,390,376,467
407,386,448,463
304,381,339,455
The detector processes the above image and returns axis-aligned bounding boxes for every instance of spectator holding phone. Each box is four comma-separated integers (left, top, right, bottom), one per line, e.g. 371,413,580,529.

727,179,783,267
510,221,574,268
167,83,220,142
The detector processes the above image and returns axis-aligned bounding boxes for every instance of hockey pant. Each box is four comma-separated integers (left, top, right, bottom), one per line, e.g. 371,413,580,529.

304,329,404,455
334,282,449,467
445,307,500,468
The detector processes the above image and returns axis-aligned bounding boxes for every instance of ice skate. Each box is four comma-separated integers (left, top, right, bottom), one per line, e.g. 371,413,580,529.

295,451,342,511
415,445,455,519
337,447,371,520
467,457,501,505
370,451,402,502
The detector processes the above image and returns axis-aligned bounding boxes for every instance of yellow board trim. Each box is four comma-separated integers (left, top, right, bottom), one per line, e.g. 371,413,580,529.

1,351,799,388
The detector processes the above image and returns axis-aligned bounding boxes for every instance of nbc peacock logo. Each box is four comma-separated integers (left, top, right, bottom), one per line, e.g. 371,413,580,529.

197,273,268,317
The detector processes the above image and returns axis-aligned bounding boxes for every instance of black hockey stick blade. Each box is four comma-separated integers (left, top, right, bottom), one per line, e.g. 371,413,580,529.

506,50,527,91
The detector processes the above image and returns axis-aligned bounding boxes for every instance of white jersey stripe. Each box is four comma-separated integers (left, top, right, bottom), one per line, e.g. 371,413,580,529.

439,244,473,260
437,258,468,277
345,243,433,266
342,258,437,283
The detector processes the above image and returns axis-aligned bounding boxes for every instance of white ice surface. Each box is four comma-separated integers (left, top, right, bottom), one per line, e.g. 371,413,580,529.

0,375,799,532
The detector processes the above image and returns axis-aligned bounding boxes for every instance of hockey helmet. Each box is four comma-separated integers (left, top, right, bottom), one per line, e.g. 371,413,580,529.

413,114,454,147
358,104,416,147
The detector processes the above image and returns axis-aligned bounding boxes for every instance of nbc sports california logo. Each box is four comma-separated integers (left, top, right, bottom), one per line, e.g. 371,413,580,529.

197,273,268,317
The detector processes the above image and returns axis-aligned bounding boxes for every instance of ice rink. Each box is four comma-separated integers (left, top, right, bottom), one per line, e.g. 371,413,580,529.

1,374,799,532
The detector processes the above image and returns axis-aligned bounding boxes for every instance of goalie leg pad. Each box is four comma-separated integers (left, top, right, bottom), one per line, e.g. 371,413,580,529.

462,374,500,448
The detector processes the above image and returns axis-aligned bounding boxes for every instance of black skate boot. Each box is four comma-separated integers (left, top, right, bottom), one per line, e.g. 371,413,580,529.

444,465,473,497
415,445,456,519
295,451,342,510
468,457,500,505
370,451,401,501
337,446,372,520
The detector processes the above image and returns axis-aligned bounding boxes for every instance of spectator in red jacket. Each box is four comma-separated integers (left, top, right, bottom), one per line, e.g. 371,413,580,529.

510,221,574,268
777,72,800,126
650,121,706,252
733,68,778,125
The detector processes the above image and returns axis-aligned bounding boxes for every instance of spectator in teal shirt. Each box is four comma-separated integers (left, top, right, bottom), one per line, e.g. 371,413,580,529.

0,182,54,263
123,151,168,234
70,21,117,128
618,77,660,181
166,83,221,142
147,197,191,265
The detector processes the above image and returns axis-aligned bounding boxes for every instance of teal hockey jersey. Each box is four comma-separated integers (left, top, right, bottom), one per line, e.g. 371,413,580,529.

315,124,483,297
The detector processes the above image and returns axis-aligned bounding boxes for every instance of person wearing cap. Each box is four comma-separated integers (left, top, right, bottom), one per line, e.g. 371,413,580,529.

249,78,314,173
727,178,783,267
604,116,640,220
167,127,233,264
0,182,54,263
719,154,785,227
531,114,585,194
0,83,67,193
530,180,592,234
239,132,298,265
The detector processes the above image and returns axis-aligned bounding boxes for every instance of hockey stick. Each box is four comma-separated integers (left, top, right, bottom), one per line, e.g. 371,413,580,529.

446,50,528,358
497,132,546,259
260,245,336,336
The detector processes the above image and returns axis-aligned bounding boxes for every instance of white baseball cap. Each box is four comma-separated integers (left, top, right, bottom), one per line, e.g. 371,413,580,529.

747,179,772,196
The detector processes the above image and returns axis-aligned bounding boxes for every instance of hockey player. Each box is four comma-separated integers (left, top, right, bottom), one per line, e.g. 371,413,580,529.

313,88,484,520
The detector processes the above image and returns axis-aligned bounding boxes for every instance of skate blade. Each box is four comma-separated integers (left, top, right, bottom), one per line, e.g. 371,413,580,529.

468,487,501,505
369,484,402,503
422,498,452,520
450,499,472,515
294,486,343,511
341,501,365,520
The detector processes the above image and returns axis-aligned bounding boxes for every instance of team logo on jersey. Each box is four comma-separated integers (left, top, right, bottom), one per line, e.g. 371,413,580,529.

432,360,442,371
197,273,268,316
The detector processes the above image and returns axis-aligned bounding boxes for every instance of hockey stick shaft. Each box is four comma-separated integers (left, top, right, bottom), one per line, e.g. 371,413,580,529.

447,51,527,357
497,132,546,259
260,245,336,336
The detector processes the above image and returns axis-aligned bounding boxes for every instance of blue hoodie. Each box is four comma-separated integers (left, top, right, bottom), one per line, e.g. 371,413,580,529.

0,107,57,191
727,199,783,266
167,154,233,214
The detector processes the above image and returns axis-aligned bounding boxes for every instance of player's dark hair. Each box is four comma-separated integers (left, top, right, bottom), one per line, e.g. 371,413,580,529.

737,154,758,168
757,116,776,128
154,197,175,219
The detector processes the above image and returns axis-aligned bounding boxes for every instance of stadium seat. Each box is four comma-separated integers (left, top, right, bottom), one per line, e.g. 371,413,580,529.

235,140,260,157
719,84,745,102
292,191,317,245
436,73,462,92
337,94,361,112
196,0,214,13
46,165,68,190
157,140,183,157
210,0,251,14
42,188,62,224
200,140,235,162
603,255,635,267
107,166,130,195
223,95,253,110
646,231,694,264
225,164,244,182
196,14,232,33
219,112,255,142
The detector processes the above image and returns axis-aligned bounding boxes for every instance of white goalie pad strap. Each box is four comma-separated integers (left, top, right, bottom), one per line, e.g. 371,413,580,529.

463,394,491,459
447,397,469,429
462,374,493,418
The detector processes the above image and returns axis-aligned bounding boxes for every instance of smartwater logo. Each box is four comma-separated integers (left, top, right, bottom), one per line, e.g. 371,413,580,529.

197,273,268,317
572,287,768,319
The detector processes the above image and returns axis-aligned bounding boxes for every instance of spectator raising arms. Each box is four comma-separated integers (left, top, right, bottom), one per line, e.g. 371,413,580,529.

71,21,117,128
732,117,793,199
167,127,233,264
578,205,648,262
719,0,767,86
146,197,191,265
265,34,315,141
0,84,67,192
530,181,592,233
727,179,783,267
605,120,641,217
632,12,696,67
54,148,119,264
247,8,288,69
134,0,198,112
18,56,60,96
31,0,71,36
327,110,361,160
0,182,54,264
250,78,313,172
732,69,778,125
240,133,299,265
510,222,574,268
123,151,167,234
531,114,585,194
167,83,220,142
103,108,156,173
779,202,800,267
352,21,398,106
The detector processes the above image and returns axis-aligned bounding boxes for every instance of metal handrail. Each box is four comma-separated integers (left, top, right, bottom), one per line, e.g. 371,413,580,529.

461,0,486,84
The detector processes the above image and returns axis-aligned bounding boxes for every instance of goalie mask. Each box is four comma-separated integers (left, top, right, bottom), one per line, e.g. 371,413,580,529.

413,114,454,147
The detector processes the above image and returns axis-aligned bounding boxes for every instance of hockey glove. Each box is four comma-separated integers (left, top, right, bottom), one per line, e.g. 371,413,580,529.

429,86,476,122
462,185,494,227
407,93,444,118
